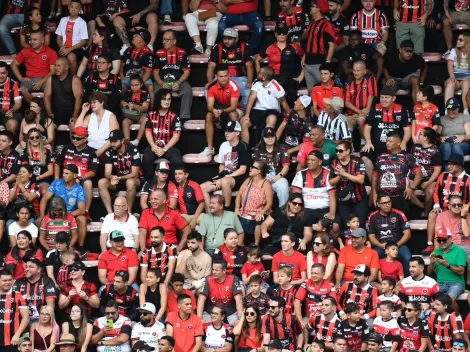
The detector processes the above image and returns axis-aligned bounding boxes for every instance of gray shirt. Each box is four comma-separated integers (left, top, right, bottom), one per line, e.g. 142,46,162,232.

440,113,470,137
198,211,244,249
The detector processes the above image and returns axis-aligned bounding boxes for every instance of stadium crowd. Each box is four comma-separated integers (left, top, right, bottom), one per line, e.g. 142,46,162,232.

0,0,470,351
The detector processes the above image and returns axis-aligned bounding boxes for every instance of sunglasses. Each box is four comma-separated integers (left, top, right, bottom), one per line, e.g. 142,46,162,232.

246,312,256,316
268,306,278,309
449,203,463,208
29,135,40,140
405,308,416,312
335,149,345,153
313,242,323,246
436,238,449,243
379,201,392,205
72,136,84,141
457,38,464,42
69,268,81,272
105,311,117,316
291,201,303,207
140,312,152,316
250,166,259,170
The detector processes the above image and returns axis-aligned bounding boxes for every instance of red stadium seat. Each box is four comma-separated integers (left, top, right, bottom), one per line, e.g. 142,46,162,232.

421,52,442,62
188,54,209,64
182,153,213,163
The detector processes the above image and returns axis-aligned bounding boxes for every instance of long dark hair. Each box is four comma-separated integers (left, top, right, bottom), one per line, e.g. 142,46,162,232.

281,192,305,220
31,97,52,129
24,7,44,31
9,230,36,264
155,89,172,111
95,27,112,52
254,133,280,156
243,305,262,344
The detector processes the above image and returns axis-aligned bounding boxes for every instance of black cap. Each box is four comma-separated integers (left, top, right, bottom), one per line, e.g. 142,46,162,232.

328,0,343,4
368,334,384,345
309,150,324,162
64,164,79,174
135,29,151,44
133,341,155,351
400,39,414,51
275,24,289,35
55,231,71,243
262,127,276,138
70,261,86,271
107,129,124,142
225,121,242,132
448,153,464,166
267,339,283,349
380,86,396,97
26,257,43,268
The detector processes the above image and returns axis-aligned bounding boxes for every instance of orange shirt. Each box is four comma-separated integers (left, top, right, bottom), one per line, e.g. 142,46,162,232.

337,246,380,281
166,290,196,314
311,82,344,112
165,312,204,352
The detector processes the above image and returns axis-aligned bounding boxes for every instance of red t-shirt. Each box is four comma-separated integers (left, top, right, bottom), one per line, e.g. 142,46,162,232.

165,313,204,352
463,314,470,332
241,261,265,278
139,207,188,246
15,45,58,78
167,290,196,314
207,80,241,108
271,250,307,281
311,82,344,112
98,247,139,282
5,248,44,280
379,258,404,281
226,0,258,14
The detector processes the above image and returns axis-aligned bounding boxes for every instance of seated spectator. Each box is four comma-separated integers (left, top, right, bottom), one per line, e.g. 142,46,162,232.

182,0,226,55
8,204,38,247
44,57,83,128
199,64,243,157
55,0,88,74
58,261,100,316
235,160,273,244
131,302,165,349
296,125,337,170
174,165,205,230
154,30,192,121
306,233,337,281
241,66,289,144
317,97,351,142
0,61,22,136
62,305,93,352
202,306,234,351
368,334,384,352
197,194,244,254
206,28,254,110
243,274,270,314
311,63,344,118
175,231,212,290
29,305,59,352
383,40,426,104
91,300,132,351
268,266,298,314
77,27,120,79
218,0,264,53
5,230,43,280
272,233,307,285
98,130,141,214
140,162,178,211
98,231,139,287
166,273,196,314
141,89,183,181
138,189,190,252
378,244,405,288
23,98,55,150
75,96,120,158
14,258,57,323
260,192,313,253
100,270,139,321
201,121,252,210
440,98,470,161
100,197,139,253
411,86,441,144
120,75,149,147
372,301,400,351
39,165,87,249
350,0,389,55
45,231,80,285
442,0,470,56
396,302,428,350
10,30,57,105
368,194,412,275
20,7,52,49
306,297,341,348
0,130,21,187
197,259,243,324
213,228,248,278
233,306,264,351
337,303,370,351
8,165,40,226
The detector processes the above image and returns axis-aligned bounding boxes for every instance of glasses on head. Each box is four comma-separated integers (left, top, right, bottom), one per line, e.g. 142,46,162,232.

250,165,259,170
405,308,416,312
313,241,323,246
72,136,84,141
291,201,303,207
436,238,449,243
335,149,345,153
454,342,465,347
246,311,256,316
105,311,117,316
268,305,278,309
29,135,40,141
379,201,392,205
449,203,463,208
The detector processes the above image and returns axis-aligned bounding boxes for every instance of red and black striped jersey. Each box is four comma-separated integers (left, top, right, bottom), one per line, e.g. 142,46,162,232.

397,316,429,351
103,144,141,177
295,279,337,318
209,42,252,77
428,311,464,351
331,156,367,204
145,110,181,148
433,171,470,209
121,89,150,107
213,245,247,278
100,284,139,319
267,284,298,315
338,282,378,319
140,243,177,281
0,289,28,347
261,313,303,350
345,73,378,113
0,78,22,112
12,181,40,214
372,316,401,348
324,14,350,46
13,276,57,321
122,46,153,77
308,314,341,344
350,9,389,44
399,275,439,310
376,0,393,5
399,0,425,23
6,0,41,14
337,318,370,351
60,281,98,316
0,149,21,181
276,7,310,43
154,47,190,81
55,145,99,180
305,18,335,65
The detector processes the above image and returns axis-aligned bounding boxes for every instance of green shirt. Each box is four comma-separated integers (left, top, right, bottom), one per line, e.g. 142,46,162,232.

321,139,337,167
198,211,244,249
434,244,467,284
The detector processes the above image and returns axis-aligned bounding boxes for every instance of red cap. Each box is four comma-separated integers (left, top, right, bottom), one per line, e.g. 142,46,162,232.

73,126,88,137
436,227,452,239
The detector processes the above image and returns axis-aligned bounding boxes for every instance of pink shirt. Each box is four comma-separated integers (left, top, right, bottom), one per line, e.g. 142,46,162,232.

435,210,470,246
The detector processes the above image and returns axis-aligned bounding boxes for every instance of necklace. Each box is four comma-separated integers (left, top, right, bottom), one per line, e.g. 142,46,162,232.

212,215,224,237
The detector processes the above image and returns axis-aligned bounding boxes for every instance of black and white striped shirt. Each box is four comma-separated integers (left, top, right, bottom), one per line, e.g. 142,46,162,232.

317,110,351,141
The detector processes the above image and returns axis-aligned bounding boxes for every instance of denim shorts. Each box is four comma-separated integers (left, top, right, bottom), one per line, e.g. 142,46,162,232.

438,282,465,299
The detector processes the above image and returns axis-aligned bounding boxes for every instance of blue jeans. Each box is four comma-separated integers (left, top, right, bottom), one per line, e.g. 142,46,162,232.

0,14,24,54
439,141,470,167
160,0,173,15
230,76,250,110
374,244,412,276
218,12,264,53
438,282,465,299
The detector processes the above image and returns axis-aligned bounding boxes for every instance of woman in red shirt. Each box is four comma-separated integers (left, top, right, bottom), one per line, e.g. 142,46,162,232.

5,230,44,279
233,305,263,352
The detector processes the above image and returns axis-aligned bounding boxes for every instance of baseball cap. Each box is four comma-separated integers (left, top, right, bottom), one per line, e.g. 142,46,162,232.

436,227,452,239
308,150,324,161
135,29,151,44
380,86,396,97
328,0,343,4
133,341,155,352
155,161,170,172
64,164,79,174
26,257,43,268
368,334,384,345
446,97,461,111
299,95,312,108
110,230,125,241
17,336,31,346
70,261,86,271
267,339,283,349
138,302,156,315
310,0,329,14
73,126,88,137
55,231,70,243
223,28,238,38
448,153,464,166
324,96,344,110
107,129,124,142
353,264,371,276
275,24,289,35
225,121,242,132
262,127,276,138
351,228,367,238
400,39,415,51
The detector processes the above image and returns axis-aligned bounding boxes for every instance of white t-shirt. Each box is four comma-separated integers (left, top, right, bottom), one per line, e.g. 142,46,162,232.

94,315,132,352
101,213,139,249
447,48,469,75
131,320,166,351
55,16,88,47
291,167,334,210
8,222,38,239
252,79,285,112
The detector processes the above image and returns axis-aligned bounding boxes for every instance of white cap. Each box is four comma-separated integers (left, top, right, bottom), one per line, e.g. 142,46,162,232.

138,302,156,315
323,96,344,110
299,95,312,108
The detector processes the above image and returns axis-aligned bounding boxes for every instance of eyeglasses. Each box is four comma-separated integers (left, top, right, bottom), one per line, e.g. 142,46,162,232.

268,306,278,309
246,312,256,316
379,201,392,205
405,308,416,312
454,342,465,347
313,242,323,246
29,135,40,140
72,136,84,141
291,201,303,207
449,203,463,208
250,165,259,170
436,238,449,243
335,149,345,153
105,311,117,316
162,38,174,42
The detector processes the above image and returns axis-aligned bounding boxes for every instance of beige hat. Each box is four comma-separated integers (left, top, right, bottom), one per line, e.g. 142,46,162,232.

323,96,344,110
55,333,78,346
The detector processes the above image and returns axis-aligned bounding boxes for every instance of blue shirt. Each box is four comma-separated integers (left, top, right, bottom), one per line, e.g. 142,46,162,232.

48,179,86,212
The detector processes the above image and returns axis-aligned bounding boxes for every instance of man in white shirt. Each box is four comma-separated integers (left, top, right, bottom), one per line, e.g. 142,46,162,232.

100,197,139,253
317,97,351,142
240,66,291,144
131,303,165,351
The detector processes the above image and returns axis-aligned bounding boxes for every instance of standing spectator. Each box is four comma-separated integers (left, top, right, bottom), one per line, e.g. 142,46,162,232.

218,0,264,53
100,270,139,321
272,233,307,285
98,231,139,286
44,57,83,128
141,89,183,181
10,30,57,104
199,64,243,157
55,0,88,74
276,0,310,43
325,0,350,50
197,259,243,325
304,0,336,92
0,62,22,136
311,63,344,118
316,97,351,142
439,98,470,161
383,40,427,104
296,125,337,169
394,0,431,53
207,28,254,112
131,303,165,350
174,166,205,230
5,230,43,280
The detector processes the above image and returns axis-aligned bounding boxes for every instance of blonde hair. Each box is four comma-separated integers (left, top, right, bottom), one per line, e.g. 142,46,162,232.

456,33,470,71
278,266,293,279
26,128,46,165
39,305,56,327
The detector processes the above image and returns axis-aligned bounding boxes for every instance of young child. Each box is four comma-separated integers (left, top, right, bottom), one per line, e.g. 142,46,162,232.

379,242,405,290
372,301,401,351
56,250,76,287
376,278,402,319
339,213,360,248
337,302,370,352
166,273,196,314
241,245,269,289
411,85,441,144
243,275,270,316
267,266,297,314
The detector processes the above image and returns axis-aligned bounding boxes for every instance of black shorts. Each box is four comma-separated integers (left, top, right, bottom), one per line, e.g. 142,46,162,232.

250,109,281,128
111,177,144,192
121,12,156,28
304,207,340,225
360,145,386,164
64,47,85,63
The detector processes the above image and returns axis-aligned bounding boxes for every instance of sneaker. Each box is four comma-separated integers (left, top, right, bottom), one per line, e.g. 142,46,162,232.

199,147,215,157
193,43,204,54
147,44,153,52
464,109,469,116
100,216,106,222
85,210,92,223
120,44,128,56
204,48,212,55
130,139,140,146
421,244,434,255
163,14,171,24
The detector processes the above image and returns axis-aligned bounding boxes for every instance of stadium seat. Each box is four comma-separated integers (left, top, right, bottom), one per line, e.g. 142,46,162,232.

57,125,70,132
184,120,205,130
188,54,209,64
409,220,427,231
93,188,141,198
297,87,308,96
0,56,15,64
455,24,470,30
10,27,21,34
32,92,44,98
192,87,205,97
182,153,213,163
82,260,99,267
395,89,410,96
160,22,187,32
421,52,442,62
431,85,443,95
214,190,239,197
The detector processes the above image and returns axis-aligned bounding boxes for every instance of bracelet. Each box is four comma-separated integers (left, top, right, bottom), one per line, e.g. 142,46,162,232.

462,216,467,219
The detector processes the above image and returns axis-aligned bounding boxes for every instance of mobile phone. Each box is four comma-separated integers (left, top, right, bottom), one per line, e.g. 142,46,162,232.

106,319,113,328
435,255,444,260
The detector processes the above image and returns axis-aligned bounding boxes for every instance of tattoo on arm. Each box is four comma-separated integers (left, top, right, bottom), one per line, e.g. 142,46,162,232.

114,26,130,45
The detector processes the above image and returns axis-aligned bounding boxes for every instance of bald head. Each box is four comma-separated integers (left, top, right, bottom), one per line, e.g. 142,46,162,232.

114,196,128,206
353,60,366,81
55,57,70,76
113,196,128,216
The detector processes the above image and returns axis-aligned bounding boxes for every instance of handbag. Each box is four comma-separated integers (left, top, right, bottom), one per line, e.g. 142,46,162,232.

198,9,217,21
338,183,355,202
